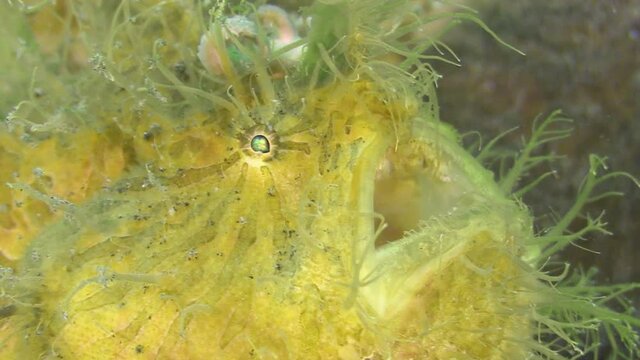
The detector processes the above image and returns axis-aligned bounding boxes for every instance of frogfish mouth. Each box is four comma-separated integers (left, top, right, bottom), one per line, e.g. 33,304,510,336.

0,1,540,359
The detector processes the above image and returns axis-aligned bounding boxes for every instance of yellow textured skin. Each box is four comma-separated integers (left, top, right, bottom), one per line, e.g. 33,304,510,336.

0,129,127,263
2,76,534,358
7,1,633,359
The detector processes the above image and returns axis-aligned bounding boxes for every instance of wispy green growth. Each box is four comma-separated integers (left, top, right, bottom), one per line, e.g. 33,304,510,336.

535,268,640,359
486,109,640,358
498,110,573,194
0,1,638,358
540,155,639,258
299,1,349,78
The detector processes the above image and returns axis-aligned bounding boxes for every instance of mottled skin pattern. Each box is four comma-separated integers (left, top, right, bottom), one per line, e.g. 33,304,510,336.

3,0,625,359
4,75,534,358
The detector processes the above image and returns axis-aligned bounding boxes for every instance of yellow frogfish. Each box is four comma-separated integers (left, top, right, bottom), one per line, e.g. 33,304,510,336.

0,1,638,359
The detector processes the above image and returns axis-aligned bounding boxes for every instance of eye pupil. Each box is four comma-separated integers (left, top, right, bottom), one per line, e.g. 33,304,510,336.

250,135,271,154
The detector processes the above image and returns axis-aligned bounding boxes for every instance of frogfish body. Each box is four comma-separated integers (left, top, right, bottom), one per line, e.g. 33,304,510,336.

0,1,636,359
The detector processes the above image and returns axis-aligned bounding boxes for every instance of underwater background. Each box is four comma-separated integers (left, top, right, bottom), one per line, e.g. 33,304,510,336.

436,0,640,318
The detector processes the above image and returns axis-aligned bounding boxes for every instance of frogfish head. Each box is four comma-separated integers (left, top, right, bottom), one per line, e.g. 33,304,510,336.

0,1,567,359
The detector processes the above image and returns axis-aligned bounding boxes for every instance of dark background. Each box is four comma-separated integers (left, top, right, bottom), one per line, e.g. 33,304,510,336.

434,0,639,323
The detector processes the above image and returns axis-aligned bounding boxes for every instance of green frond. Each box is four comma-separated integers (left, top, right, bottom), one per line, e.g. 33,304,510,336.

298,1,350,79
475,125,519,163
500,110,573,193
538,155,639,258
535,267,640,359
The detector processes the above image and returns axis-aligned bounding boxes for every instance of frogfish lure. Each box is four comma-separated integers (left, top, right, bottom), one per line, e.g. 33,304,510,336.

0,1,638,359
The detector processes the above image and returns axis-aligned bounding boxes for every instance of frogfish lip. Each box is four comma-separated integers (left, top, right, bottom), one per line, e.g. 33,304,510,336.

354,119,494,319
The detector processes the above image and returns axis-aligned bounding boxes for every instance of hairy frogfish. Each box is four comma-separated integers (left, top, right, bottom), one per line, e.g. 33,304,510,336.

0,1,638,359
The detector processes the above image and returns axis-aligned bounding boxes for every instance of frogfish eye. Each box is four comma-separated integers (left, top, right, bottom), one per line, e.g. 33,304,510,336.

250,134,271,154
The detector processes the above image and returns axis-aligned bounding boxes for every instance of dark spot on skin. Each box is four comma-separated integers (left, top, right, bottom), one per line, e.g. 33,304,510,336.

0,305,16,319
173,61,189,82
135,344,144,354
143,124,161,141
282,229,296,238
